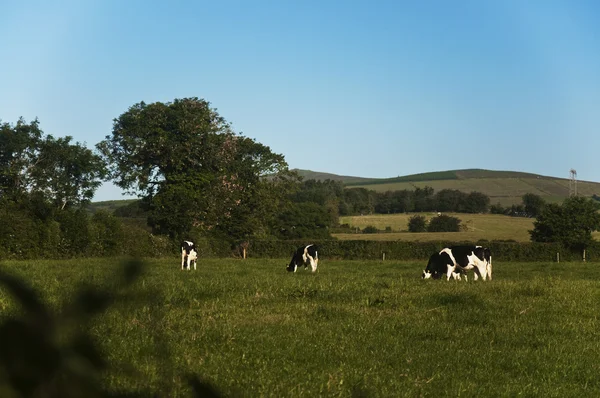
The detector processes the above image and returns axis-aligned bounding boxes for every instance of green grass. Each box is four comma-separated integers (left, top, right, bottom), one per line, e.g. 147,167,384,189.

338,212,536,242
2,258,600,397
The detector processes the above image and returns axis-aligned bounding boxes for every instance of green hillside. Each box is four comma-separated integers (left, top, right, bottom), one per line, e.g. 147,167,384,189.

291,169,372,184
295,168,600,207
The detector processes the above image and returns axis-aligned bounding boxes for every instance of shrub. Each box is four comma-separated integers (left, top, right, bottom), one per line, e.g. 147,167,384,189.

427,215,461,232
408,215,427,232
362,226,379,234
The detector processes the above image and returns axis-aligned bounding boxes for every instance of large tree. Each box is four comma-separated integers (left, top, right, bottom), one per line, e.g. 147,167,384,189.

529,196,600,249
97,97,294,239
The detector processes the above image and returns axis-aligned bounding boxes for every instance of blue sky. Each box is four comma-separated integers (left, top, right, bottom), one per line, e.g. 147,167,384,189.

1,0,599,201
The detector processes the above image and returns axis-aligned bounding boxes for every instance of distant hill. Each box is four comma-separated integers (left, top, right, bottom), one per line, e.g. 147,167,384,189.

290,169,372,184
86,199,137,214
295,168,600,207
90,169,600,209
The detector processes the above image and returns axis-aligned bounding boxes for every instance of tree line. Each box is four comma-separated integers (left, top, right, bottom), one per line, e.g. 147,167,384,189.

2,97,599,259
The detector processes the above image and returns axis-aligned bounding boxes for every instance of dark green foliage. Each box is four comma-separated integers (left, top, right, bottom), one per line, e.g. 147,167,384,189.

463,191,490,213
0,198,174,260
341,187,376,215
490,203,506,214
408,215,427,232
246,239,597,261
530,196,600,249
112,200,149,219
362,226,378,234
1,118,106,209
427,214,461,232
522,193,545,217
273,202,333,240
89,211,125,257
97,97,294,243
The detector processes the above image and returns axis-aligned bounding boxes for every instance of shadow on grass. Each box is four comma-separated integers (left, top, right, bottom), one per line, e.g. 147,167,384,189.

0,259,221,397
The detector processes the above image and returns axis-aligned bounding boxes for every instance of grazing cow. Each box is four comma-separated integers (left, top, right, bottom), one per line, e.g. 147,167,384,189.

422,245,492,281
422,251,462,280
287,244,319,273
181,240,198,271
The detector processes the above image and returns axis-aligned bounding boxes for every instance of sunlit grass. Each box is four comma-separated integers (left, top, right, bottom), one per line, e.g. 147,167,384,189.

2,258,600,396
338,212,535,242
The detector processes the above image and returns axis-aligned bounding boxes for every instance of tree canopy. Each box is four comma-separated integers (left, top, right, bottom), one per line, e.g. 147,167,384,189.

97,97,295,240
1,118,106,209
529,196,600,249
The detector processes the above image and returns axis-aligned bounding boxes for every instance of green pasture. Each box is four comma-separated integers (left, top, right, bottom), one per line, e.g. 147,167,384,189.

2,258,600,397
338,212,536,242
347,177,600,207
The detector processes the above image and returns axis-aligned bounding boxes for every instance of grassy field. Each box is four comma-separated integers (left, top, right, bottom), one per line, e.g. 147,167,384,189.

337,213,536,242
2,258,600,397
347,177,598,207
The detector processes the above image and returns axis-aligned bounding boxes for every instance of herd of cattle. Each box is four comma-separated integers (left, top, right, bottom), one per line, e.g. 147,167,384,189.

181,240,492,280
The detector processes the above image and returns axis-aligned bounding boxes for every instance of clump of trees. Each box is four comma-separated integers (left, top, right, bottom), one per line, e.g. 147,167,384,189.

407,214,462,233
491,193,546,217
0,119,148,259
530,196,600,250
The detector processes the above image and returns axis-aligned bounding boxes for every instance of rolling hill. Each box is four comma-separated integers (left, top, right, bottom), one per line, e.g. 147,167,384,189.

295,168,600,207
89,168,600,209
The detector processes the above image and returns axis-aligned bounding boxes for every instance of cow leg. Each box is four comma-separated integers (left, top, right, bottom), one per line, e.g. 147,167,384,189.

446,265,455,281
487,258,492,280
193,259,197,270
474,264,487,281
181,252,186,270
308,255,317,272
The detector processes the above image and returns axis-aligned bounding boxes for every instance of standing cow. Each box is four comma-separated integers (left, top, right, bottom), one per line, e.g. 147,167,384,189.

422,245,492,281
181,240,198,271
287,244,319,273
422,251,462,280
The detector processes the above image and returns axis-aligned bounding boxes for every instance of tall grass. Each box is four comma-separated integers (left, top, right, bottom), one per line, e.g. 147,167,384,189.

1,258,600,397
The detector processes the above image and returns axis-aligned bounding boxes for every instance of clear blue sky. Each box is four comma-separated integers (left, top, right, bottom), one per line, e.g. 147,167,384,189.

2,0,599,201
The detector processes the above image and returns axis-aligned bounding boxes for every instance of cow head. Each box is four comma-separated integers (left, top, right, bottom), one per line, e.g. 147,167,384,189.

422,269,432,279
286,261,297,272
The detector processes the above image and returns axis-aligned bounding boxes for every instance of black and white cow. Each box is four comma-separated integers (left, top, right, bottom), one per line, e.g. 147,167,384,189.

286,244,319,273
422,245,492,281
181,240,198,271
422,251,467,280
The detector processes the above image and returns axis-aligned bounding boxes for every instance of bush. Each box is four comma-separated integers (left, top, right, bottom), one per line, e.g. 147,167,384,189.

362,226,379,234
427,215,461,232
408,215,427,232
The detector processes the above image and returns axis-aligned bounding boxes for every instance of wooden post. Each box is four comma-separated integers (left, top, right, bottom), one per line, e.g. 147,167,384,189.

243,247,247,259
382,252,385,261
583,249,586,262
557,252,560,263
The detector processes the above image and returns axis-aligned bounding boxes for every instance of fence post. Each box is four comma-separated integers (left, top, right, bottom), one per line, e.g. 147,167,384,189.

583,249,586,262
557,252,560,263
382,252,385,261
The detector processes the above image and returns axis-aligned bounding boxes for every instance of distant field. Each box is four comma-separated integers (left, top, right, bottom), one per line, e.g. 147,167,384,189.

347,177,593,207
338,212,535,242
2,258,600,396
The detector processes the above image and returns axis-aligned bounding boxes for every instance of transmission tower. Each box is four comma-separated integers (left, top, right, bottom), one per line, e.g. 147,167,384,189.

569,169,577,197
